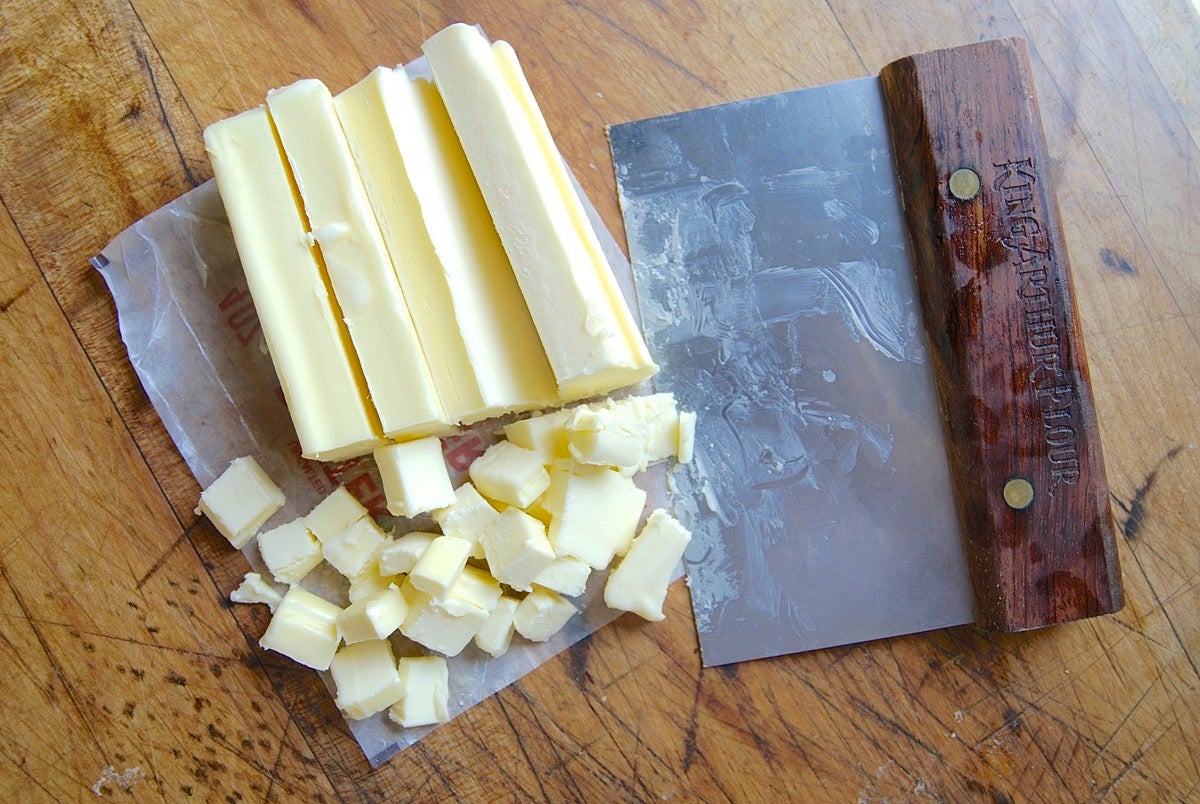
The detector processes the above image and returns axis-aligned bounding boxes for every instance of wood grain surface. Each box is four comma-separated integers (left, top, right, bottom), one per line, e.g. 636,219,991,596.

1,0,1197,800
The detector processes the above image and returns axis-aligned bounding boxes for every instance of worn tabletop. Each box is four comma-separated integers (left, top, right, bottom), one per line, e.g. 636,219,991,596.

1,0,1197,800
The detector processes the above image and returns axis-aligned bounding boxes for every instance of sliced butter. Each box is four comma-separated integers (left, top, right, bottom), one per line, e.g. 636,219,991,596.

604,509,691,622
265,79,448,438
423,24,657,401
204,109,381,462
335,67,556,421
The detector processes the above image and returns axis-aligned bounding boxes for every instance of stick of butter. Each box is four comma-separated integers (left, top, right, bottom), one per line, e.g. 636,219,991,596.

266,79,449,439
423,24,657,401
203,109,382,462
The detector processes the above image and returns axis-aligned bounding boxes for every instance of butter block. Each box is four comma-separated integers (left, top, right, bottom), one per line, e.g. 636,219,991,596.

468,440,550,508
423,24,657,401
441,565,503,618
374,437,456,517
389,656,449,728
604,509,691,622
376,531,437,576
337,585,408,644
432,483,497,560
204,109,381,461
335,67,556,422
400,581,490,657
677,410,697,465
347,559,400,603
229,572,282,611
474,595,519,658
266,79,448,438
257,519,322,584
305,485,368,543
330,639,405,719
480,508,556,592
503,409,572,465
259,586,343,670
196,456,285,549
566,393,681,473
513,587,577,642
323,516,387,578
532,556,591,598
545,466,647,569
409,535,472,599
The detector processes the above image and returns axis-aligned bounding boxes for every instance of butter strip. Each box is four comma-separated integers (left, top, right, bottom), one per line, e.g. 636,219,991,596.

204,108,381,461
266,79,448,438
335,67,557,422
423,24,657,401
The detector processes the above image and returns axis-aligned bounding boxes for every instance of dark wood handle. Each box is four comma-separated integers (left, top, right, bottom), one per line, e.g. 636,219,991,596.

879,39,1123,631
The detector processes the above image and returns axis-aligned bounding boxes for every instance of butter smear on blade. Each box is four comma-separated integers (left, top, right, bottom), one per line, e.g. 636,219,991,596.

203,111,381,461
424,23,657,401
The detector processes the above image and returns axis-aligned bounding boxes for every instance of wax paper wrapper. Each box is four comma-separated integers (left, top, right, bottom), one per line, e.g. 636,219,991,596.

92,57,675,767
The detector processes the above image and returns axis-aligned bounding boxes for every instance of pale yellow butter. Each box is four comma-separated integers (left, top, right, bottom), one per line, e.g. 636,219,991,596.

204,109,381,462
229,572,282,612
196,456,285,549
423,24,656,401
544,464,647,569
322,516,387,578
376,531,437,576
468,440,550,509
266,79,448,438
330,639,405,719
337,585,408,644
503,408,573,465
259,586,343,670
479,508,556,592
374,436,456,517
604,509,691,622
389,656,449,728
513,587,577,642
408,534,472,599
432,483,497,560
257,519,322,584
474,595,519,658
304,485,368,543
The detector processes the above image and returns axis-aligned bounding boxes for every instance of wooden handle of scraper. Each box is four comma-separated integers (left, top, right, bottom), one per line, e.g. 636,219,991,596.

878,38,1123,631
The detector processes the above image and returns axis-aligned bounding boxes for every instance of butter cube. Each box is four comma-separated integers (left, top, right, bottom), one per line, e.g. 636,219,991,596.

305,486,368,543
409,535,472,599
376,531,437,576
432,483,498,559
479,508,555,592
513,588,577,642
337,585,408,644
503,409,572,465
468,440,550,508
257,519,323,584
259,586,343,670
441,565,502,617
566,393,680,473
532,556,591,597
546,466,647,569
604,509,691,622
323,516,387,578
347,559,400,603
196,456,285,549
389,656,449,728
677,410,697,465
374,437,456,517
474,595,519,657
229,572,282,612
400,582,490,657
330,639,405,719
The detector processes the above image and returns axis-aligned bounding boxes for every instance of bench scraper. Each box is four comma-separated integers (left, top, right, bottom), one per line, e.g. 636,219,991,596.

608,38,1122,666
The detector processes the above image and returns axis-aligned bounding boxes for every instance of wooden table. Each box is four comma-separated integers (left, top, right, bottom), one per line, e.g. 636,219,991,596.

2,1,1197,800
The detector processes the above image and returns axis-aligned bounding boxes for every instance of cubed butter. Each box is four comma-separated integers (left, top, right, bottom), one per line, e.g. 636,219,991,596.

423,24,657,401
305,486,368,543
468,440,550,508
330,639,405,719
440,565,502,618
566,393,681,473
204,109,381,462
502,409,572,465
532,556,591,598
266,79,448,438
545,466,647,569
513,587,577,642
337,585,408,644
432,483,497,559
229,572,282,612
196,456,285,549
374,437,456,517
259,586,343,670
479,508,555,592
474,595,519,657
604,509,691,622
347,559,400,603
323,516,387,578
408,535,472,599
257,519,323,584
376,531,437,576
389,656,449,728
400,581,490,657
677,409,697,465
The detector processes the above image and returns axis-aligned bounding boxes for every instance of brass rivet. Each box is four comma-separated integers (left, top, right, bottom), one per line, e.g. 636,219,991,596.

949,168,981,200
1003,477,1035,510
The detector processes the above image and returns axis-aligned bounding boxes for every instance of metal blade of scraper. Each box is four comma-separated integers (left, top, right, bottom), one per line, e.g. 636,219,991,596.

610,75,975,666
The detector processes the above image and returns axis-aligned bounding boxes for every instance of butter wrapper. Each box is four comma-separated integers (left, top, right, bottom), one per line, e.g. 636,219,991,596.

92,58,671,766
